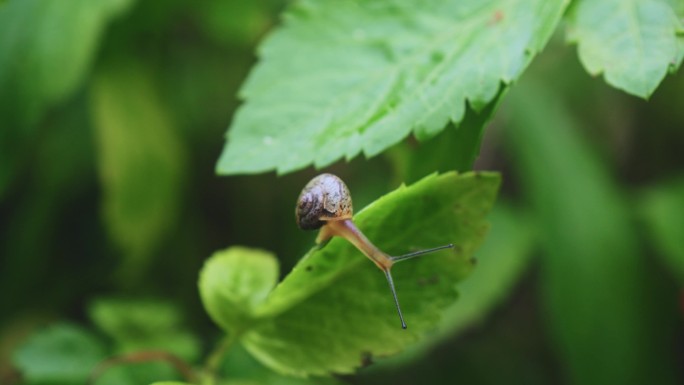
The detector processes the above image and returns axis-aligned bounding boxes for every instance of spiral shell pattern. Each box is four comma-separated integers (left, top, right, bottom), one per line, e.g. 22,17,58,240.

296,173,353,230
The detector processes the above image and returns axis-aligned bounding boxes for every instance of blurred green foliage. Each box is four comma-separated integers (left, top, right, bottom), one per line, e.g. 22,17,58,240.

1,0,683,385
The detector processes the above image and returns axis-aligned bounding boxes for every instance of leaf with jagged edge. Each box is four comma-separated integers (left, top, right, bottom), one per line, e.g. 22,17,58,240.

566,0,684,98
216,0,568,175
199,172,500,376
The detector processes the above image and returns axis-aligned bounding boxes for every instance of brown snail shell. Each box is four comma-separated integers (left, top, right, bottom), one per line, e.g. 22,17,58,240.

296,173,353,230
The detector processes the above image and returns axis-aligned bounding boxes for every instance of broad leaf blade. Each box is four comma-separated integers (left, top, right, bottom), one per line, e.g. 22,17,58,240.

566,0,684,98
216,0,568,175
241,172,500,376
361,202,536,368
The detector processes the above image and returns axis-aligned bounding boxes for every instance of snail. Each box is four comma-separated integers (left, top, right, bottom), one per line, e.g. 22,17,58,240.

296,173,453,329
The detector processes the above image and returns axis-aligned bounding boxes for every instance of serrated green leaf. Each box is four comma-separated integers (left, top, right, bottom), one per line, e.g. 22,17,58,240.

389,89,507,182
373,202,536,368
199,247,280,333
216,0,568,175
505,81,677,384
439,203,534,331
0,0,133,128
566,0,684,98
232,172,500,376
89,298,200,361
12,323,106,384
640,177,684,282
90,61,187,284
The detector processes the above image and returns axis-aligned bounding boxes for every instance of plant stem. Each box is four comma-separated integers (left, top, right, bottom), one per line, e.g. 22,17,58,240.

203,332,238,384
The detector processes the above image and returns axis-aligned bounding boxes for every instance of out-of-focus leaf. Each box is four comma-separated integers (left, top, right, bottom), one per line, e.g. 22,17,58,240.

216,0,568,175
90,61,187,284
89,298,200,362
12,323,106,384
0,0,132,196
640,177,684,282
566,0,684,98
0,0,133,128
373,202,536,367
199,248,280,333
0,100,95,315
505,81,677,385
196,1,273,46
199,172,500,376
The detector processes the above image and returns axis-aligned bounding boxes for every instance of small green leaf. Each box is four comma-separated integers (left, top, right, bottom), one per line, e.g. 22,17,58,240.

12,323,106,384
0,0,133,128
234,172,500,376
640,178,684,282
90,61,187,284
216,0,568,175
199,247,280,333
566,0,684,98
89,298,200,361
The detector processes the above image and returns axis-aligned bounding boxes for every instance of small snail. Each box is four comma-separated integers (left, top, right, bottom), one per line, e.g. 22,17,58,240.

296,173,453,329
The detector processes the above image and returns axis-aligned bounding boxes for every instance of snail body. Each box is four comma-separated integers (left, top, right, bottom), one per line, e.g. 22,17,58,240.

295,173,453,329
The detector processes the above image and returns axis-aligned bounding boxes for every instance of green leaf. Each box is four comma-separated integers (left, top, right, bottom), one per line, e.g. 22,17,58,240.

224,172,500,376
389,88,507,182
12,323,106,384
199,247,280,333
432,204,535,336
89,298,200,361
216,0,568,175
90,61,187,284
374,202,536,367
0,0,133,128
196,1,273,46
639,177,684,282
504,81,677,385
566,0,684,98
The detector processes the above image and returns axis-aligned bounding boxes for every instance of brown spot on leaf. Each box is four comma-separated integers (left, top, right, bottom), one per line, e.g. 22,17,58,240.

489,10,504,25
417,274,440,287
360,351,374,367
